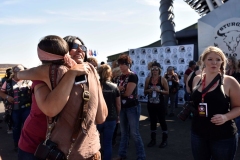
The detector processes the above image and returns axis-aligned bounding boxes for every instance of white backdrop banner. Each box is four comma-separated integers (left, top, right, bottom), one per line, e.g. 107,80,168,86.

129,44,194,104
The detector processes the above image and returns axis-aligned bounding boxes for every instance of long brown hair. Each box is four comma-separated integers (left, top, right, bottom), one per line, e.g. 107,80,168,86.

98,64,112,85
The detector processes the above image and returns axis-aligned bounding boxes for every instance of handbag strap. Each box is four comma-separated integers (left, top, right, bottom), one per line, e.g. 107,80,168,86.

47,64,60,124
202,74,221,94
66,82,90,159
71,83,89,143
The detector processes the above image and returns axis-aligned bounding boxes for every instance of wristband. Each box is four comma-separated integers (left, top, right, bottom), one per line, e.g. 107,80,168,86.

6,95,9,99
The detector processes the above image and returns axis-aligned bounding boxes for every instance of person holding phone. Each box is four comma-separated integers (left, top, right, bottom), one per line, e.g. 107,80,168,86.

164,66,179,117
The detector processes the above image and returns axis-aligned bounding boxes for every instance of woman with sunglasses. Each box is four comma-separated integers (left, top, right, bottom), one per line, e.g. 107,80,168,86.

144,62,169,148
17,35,107,160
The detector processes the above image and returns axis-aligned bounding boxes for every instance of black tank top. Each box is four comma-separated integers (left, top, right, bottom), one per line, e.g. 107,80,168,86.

147,76,164,104
191,83,237,140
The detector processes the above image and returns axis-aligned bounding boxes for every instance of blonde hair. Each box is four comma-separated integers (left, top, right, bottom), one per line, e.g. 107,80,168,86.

112,67,121,79
201,46,227,75
147,62,153,70
193,46,226,91
98,64,112,84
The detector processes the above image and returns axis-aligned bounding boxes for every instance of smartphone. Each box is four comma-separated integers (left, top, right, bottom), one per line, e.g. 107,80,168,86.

75,75,87,85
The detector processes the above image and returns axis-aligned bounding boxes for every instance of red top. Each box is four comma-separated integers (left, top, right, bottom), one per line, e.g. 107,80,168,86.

18,80,47,153
184,68,193,76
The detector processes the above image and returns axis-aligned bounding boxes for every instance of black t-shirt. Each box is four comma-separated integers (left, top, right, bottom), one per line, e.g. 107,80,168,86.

116,72,139,108
102,81,120,121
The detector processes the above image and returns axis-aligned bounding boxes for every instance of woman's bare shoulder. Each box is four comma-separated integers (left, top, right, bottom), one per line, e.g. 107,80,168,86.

224,75,239,85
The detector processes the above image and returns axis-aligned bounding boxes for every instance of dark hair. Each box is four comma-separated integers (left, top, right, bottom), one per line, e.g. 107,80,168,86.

151,62,161,75
4,68,12,79
100,61,105,65
38,35,69,65
63,35,87,62
151,62,161,68
189,60,196,67
117,54,132,67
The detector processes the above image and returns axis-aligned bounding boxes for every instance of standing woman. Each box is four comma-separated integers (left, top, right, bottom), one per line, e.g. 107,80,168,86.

191,46,240,160
97,64,121,160
226,56,240,83
144,62,169,148
114,54,145,160
164,66,179,117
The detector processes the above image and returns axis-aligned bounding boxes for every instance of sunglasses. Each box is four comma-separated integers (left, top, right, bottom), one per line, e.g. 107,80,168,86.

151,68,159,71
72,43,87,52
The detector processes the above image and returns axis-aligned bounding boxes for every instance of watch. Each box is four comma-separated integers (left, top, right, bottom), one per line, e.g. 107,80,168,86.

160,90,163,93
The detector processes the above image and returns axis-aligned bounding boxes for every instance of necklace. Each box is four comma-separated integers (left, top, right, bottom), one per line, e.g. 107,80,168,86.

151,76,159,86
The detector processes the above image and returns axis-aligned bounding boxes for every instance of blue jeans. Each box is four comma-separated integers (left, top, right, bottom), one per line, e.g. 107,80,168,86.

97,120,116,160
12,107,31,146
118,104,146,160
235,116,240,137
191,132,238,160
18,147,40,160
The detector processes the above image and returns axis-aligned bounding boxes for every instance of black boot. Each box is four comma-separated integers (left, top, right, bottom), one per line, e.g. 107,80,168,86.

147,132,156,147
159,132,168,148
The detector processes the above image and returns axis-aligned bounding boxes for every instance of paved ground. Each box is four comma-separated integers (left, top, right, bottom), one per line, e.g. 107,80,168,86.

0,102,239,160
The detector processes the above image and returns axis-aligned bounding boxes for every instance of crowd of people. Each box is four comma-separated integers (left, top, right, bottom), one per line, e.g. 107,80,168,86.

0,39,240,160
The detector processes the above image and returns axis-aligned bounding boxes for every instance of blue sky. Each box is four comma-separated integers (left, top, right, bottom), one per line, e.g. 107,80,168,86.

0,0,199,68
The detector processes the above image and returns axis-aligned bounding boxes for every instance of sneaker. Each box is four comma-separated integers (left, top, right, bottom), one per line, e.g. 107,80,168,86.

7,129,13,134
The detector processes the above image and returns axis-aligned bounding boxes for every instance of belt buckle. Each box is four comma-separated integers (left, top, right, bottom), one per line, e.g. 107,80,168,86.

83,91,90,101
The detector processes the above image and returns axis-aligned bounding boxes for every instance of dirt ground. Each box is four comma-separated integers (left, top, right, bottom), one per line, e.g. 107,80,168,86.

0,102,239,160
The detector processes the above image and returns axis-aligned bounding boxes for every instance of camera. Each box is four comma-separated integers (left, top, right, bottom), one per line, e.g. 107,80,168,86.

34,140,65,160
177,101,196,121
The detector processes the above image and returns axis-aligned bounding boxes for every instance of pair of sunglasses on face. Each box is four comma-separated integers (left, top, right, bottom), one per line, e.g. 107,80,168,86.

151,68,159,71
72,43,87,52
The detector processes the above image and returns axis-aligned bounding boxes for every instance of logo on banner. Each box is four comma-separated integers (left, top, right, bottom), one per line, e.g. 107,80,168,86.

129,49,135,56
214,18,240,58
179,46,186,52
141,49,146,54
164,59,171,65
152,48,158,54
165,47,171,53
140,59,146,65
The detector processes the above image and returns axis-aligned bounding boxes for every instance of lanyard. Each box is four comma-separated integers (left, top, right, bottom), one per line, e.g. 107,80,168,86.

119,74,129,86
201,75,217,103
151,76,159,87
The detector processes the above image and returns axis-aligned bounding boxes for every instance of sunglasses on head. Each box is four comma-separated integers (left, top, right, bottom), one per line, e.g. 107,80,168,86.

72,43,87,52
151,68,159,71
